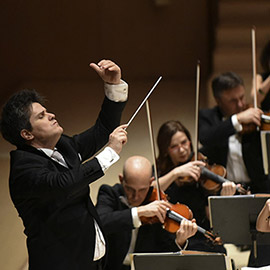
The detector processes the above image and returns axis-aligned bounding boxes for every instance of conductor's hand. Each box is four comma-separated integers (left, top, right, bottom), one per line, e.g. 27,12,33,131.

137,200,171,224
89,59,121,85
176,219,197,247
107,124,128,155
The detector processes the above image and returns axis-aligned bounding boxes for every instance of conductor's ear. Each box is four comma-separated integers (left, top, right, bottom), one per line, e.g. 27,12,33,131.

20,129,34,141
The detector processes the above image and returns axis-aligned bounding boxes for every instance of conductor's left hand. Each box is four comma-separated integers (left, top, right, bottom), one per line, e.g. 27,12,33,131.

89,59,121,85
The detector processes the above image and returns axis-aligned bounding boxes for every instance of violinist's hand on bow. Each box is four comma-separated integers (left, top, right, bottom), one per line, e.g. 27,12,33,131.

107,124,128,155
137,200,171,224
176,219,197,248
173,161,205,182
89,59,121,84
220,182,237,196
237,107,263,127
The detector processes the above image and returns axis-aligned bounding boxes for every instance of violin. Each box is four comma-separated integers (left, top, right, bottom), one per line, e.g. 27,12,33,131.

139,187,193,226
261,113,270,130
140,187,221,244
176,152,248,195
240,105,270,134
175,152,225,192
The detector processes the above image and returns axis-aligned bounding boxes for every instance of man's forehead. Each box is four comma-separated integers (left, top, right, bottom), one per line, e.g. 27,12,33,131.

31,102,46,113
221,86,245,100
29,103,47,121
124,180,150,189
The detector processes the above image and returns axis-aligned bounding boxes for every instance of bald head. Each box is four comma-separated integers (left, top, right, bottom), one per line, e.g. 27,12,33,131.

120,156,153,206
123,156,152,185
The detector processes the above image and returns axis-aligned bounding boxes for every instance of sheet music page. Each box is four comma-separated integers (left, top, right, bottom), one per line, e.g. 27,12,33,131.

242,266,270,269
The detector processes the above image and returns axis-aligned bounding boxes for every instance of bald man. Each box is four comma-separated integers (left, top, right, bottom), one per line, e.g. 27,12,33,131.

96,156,197,270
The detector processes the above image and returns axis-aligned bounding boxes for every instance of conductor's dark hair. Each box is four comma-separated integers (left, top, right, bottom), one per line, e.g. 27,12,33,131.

0,89,44,147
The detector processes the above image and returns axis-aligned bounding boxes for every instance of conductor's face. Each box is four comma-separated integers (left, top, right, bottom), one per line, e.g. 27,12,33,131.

26,102,63,149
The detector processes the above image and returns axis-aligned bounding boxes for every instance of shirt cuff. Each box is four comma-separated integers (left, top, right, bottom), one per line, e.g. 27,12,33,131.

95,147,120,172
175,239,189,251
104,79,128,102
131,207,142,228
231,114,243,132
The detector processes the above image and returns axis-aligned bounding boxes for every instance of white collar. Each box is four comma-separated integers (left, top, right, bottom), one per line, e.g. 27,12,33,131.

38,147,57,158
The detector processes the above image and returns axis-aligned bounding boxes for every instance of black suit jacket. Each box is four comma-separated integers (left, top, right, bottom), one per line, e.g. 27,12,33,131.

199,106,270,193
9,97,126,270
95,184,179,270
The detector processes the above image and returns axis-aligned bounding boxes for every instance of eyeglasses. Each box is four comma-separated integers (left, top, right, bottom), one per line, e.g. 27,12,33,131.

168,139,190,152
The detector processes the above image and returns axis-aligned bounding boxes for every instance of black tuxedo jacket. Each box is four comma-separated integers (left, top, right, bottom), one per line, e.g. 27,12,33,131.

96,184,179,270
9,97,126,270
199,106,270,193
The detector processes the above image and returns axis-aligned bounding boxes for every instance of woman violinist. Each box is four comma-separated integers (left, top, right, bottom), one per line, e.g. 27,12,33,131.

153,120,237,253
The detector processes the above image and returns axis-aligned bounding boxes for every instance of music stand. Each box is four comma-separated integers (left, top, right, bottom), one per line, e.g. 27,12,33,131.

131,251,232,270
209,194,270,265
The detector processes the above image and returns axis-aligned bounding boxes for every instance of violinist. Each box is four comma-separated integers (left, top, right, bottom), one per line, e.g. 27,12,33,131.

254,198,270,267
154,120,234,253
256,198,270,233
199,71,270,194
251,39,270,110
95,155,198,270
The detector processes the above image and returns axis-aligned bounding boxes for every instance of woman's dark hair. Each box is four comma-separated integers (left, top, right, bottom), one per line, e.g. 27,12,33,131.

157,120,193,176
260,40,270,72
0,89,44,147
212,72,244,99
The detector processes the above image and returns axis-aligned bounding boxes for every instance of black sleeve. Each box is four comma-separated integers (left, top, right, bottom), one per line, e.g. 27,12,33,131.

261,90,270,111
96,185,134,235
199,108,235,147
10,151,104,201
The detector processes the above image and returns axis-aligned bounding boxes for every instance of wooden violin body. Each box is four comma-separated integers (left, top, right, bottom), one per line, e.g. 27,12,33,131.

176,152,226,194
140,187,221,244
140,188,193,229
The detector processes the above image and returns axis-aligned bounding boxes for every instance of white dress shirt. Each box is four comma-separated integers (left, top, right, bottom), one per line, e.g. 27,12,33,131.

226,114,251,183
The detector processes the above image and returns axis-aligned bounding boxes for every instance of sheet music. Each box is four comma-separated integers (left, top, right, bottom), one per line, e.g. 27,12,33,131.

242,266,270,270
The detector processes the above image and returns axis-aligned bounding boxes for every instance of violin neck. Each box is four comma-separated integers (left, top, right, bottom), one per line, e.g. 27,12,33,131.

166,209,207,235
200,167,226,184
